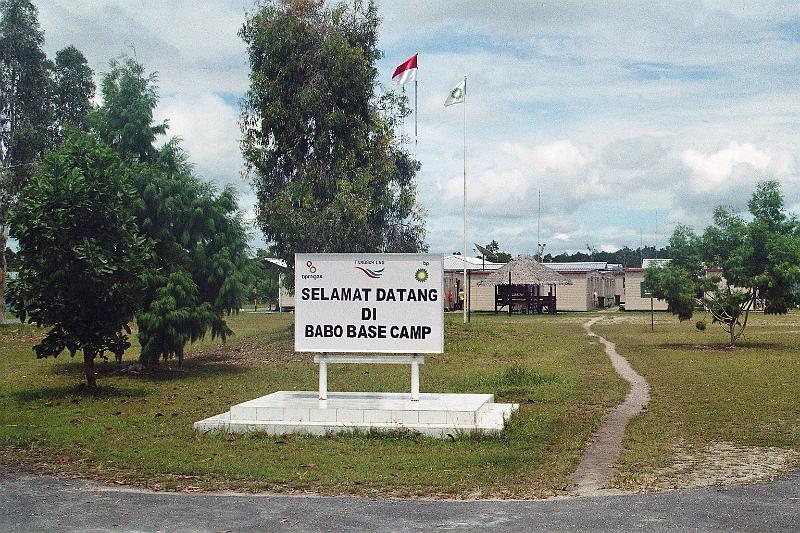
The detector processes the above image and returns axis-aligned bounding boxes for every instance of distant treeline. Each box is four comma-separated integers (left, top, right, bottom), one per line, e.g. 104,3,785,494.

543,246,669,268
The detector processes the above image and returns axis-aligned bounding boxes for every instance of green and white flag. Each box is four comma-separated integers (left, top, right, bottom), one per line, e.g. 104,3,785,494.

444,79,466,106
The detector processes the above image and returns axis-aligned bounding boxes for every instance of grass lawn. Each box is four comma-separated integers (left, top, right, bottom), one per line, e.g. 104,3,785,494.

594,311,800,490
0,312,626,498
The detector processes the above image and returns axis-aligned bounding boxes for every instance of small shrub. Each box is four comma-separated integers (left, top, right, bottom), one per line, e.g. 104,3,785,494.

696,320,707,331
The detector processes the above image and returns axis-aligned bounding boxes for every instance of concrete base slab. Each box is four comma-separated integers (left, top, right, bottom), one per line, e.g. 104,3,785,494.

194,391,518,438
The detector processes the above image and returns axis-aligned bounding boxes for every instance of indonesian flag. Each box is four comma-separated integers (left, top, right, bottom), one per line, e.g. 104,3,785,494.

392,53,418,86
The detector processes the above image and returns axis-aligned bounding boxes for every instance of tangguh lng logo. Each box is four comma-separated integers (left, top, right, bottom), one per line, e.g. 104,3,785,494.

355,266,385,279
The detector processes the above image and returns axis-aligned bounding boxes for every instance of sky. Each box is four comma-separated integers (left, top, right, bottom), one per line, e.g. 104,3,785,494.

34,0,800,258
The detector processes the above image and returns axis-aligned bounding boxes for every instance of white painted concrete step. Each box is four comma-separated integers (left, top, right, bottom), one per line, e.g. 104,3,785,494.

229,391,495,426
195,408,517,437
195,391,519,438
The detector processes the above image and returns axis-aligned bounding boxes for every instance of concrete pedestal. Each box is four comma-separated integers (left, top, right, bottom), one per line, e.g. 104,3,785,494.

194,391,518,438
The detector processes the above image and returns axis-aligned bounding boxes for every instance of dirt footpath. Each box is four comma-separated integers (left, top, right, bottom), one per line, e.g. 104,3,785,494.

569,317,651,495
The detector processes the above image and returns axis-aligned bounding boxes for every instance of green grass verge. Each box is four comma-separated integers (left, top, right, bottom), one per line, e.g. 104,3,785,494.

0,313,625,498
594,311,800,489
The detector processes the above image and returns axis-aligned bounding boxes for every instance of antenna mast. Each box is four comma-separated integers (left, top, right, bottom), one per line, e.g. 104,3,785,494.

640,229,644,266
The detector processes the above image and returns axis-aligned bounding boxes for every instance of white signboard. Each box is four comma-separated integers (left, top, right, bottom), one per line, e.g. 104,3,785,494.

294,253,444,353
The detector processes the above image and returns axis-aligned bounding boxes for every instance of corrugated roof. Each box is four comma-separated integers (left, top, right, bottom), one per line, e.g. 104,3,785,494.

544,261,607,272
642,258,671,268
443,255,505,271
262,257,289,270
544,261,624,272
478,256,572,286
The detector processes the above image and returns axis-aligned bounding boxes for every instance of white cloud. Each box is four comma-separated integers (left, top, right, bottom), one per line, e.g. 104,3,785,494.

155,93,242,187
34,0,800,256
518,140,588,174
602,135,666,170
680,142,772,191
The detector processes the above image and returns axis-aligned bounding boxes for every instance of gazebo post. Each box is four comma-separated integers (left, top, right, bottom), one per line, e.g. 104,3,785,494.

508,271,512,316
554,284,558,314
468,269,471,323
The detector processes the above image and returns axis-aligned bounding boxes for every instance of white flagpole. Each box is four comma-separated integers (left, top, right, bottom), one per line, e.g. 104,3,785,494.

414,78,418,160
401,85,406,146
462,75,468,324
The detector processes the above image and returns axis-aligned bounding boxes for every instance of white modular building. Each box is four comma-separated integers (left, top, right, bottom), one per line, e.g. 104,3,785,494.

543,262,623,311
263,257,295,311
623,259,670,311
443,255,505,311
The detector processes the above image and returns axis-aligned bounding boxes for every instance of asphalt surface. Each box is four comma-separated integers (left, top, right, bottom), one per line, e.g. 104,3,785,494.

1,466,798,532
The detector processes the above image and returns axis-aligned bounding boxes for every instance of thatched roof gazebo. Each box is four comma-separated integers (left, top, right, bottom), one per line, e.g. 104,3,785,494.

478,255,572,314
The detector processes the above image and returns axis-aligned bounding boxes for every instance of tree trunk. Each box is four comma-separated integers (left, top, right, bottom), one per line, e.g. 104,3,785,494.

729,323,736,348
0,224,7,325
83,348,98,390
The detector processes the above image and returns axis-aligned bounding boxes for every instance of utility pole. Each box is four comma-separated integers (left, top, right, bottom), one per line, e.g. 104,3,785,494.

537,189,545,261
537,189,540,260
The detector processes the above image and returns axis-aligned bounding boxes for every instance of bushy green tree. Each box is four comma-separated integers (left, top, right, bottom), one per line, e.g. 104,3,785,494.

646,181,800,347
8,134,152,388
92,56,166,162
484,240,513,262
93,57,249,367
240,0,426,285
136,271,216,366
52,45,95,137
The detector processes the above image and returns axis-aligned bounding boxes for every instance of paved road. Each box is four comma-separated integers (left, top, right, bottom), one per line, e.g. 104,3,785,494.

1,466,798,532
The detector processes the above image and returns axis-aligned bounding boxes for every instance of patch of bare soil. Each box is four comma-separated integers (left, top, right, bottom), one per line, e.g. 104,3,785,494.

189,338,305,367
656,341,792,352
600,315,672,326
636,442,799,491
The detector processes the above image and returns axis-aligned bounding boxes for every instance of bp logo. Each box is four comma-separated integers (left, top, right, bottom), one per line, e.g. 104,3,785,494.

414,268,429,283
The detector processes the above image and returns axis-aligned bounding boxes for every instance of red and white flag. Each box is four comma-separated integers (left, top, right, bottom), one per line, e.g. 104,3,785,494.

392,53,418,86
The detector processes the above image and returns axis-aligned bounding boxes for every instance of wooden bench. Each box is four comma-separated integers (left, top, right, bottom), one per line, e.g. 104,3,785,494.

313,354,425,401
